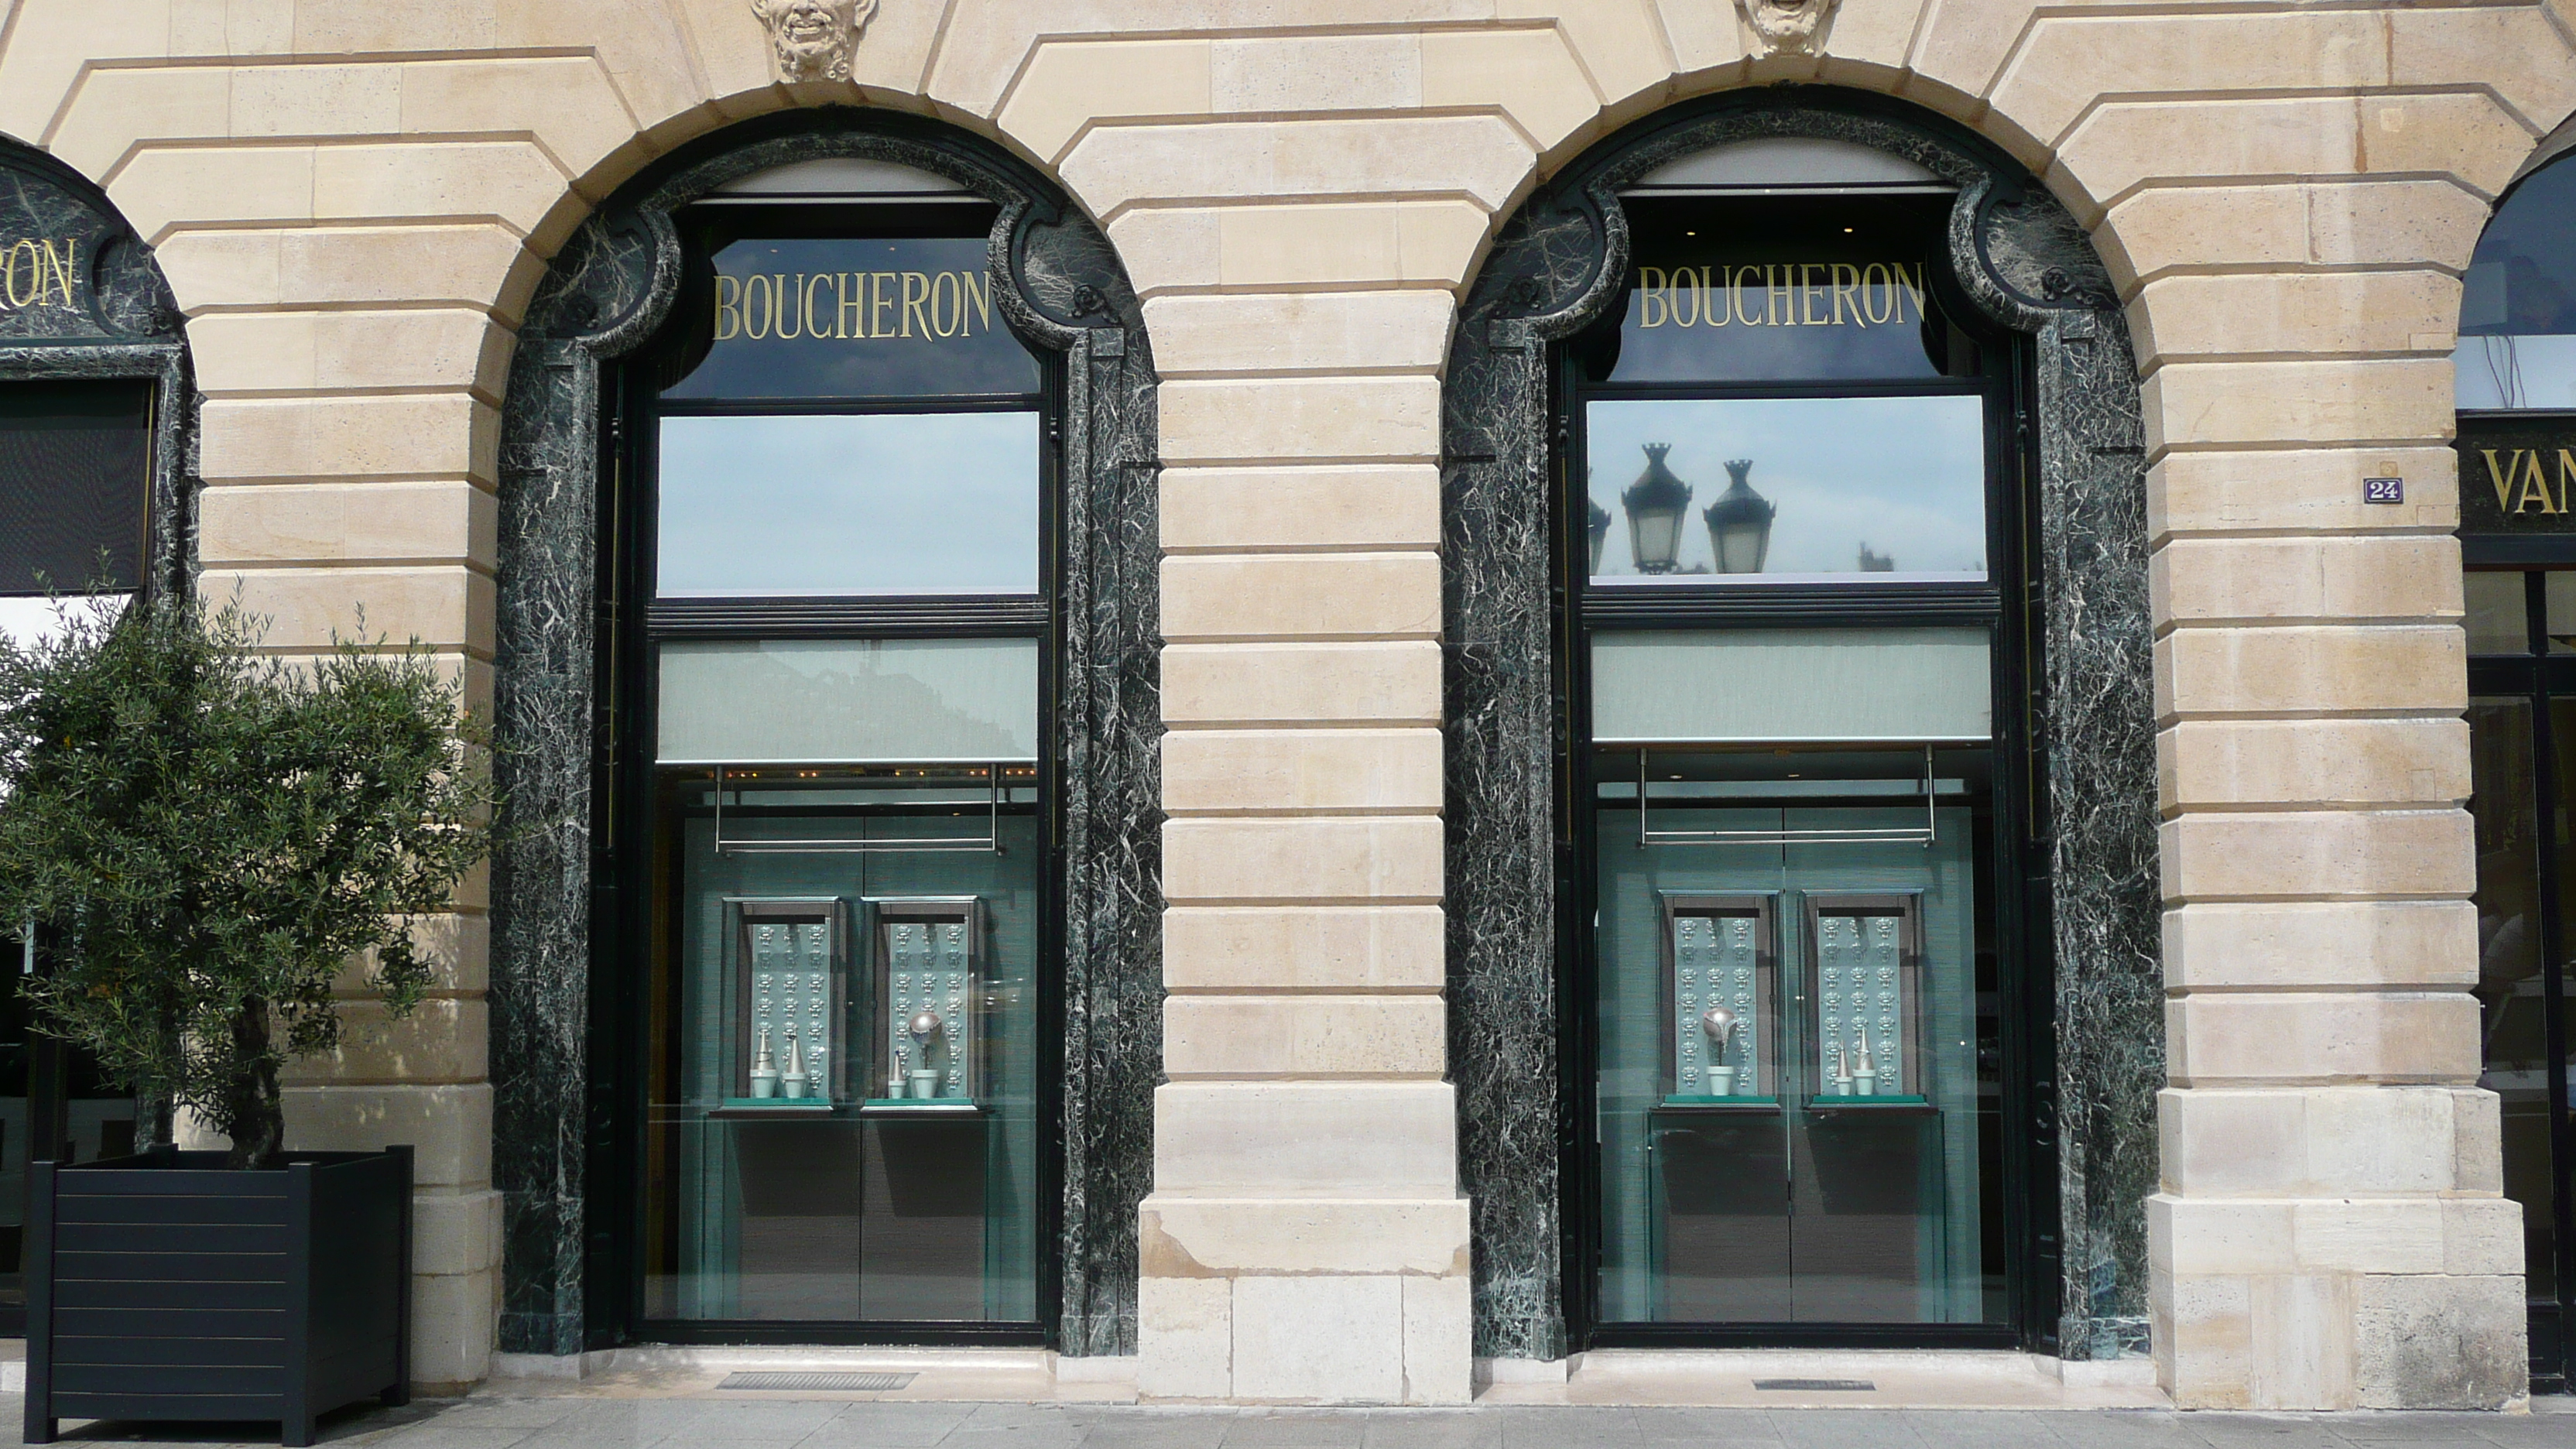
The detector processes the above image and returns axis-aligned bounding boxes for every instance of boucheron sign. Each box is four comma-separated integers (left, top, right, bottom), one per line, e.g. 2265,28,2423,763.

1634,262,1930,329
0,236,80,316
713,266,997,341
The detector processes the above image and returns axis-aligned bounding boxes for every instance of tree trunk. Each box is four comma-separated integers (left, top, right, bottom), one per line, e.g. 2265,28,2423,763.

223,999,286,1170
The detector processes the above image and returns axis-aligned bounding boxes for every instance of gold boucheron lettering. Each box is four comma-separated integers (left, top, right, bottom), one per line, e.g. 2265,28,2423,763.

709,266,999,344
1634,257,1922,330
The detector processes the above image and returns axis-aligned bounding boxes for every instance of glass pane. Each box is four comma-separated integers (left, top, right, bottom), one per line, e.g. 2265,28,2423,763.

2469,698,2556,1307
658,639,1040,765
2458,158,2576,410
1591,629,1991,743
2467,571,2533,655
1594,746,2000,1325
664,235,1041,401
1596,196,1969,385
0,381,149,595
2547,573,2576,656
656,412,1040,597
643,766,1041,1324
1585,396,1985,584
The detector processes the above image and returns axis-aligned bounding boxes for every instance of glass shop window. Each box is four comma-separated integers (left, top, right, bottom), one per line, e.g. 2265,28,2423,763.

638,207,1046,1327
2459,157,2576,411
1574,182,2009,1330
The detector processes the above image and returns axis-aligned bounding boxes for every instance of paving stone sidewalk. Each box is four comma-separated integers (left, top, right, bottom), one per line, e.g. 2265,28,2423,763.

10,1394,2574,1449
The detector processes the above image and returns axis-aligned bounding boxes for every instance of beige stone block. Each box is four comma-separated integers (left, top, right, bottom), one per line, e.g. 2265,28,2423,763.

2454,1086,2504,1196
2163,900,2478,992
2167,991,2478,1085
1164,817,1442,904
2158,718,2470,813
1154,1081,1457,1197
200,564,495,654
289,0,499,53
202,394,498,483
1112,200,1494,294
1141,1195,1469,1277
2147,1195,2298,1276
2152,1257,2254,1409
2350,1272,2527,1410
2248,1269,2358,1409
1995,11,2386,154
2290,1199,2450,1275
1060,115,1530,221
409,1263,497,1392
1000,39,1211,164
1163,378,1441,464
112,146,317,244
2101,182,2491,295
1654,0,1753,74
1211,33,1421,115
281,996,489,1086
413,1187,503,1277
157,224,533,319
1143,293,1455,379
1501,0,1673,111
1163,554,1439,642
1399,1273,1472,1406
1163,466,1440,553
1163,641,1440,724
1165,995,1445,1078
1421,29,1598,152
2159,1084,2491,1197
2389,4,2576,151
2054,94,2531,226
230,61,402,138
2154,625,2463,718
189,310,514,399
2142,359,2453,456
1810,0,1920,78
2152,536,2460,627
1163,728,1440,816
2149,447,2459,543
1164,905,1444,992
0,9,167,149
398,57,642,188
2131,271,2462,366
2160,809,2473,903
1231,1274,1405,1404
280,1082,492,1188
202,481,499,570
46,64,232,183
311,142,572,246
1137,1273,1231,1400
1904,0,2042,125
492,0,718,144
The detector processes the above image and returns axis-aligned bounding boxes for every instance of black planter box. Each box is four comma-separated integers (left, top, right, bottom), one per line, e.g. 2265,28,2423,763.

25,1146,413,1446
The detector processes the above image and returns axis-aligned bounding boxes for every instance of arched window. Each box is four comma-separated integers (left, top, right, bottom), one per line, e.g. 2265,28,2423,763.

1442,95,2157,1362
2452,149,2576,1392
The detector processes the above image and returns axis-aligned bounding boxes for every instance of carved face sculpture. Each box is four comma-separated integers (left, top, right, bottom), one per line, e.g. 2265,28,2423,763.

1739,0,1834,53
750,0,876,82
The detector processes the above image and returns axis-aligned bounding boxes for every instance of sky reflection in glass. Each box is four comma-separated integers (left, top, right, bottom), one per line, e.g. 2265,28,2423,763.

1586,395,1986,584
657,411,1040,597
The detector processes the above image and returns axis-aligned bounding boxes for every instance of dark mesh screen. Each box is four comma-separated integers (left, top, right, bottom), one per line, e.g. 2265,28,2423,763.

0,382,149,595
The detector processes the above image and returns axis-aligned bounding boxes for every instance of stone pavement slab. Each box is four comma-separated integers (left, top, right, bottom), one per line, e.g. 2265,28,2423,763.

4,1396,2571,1449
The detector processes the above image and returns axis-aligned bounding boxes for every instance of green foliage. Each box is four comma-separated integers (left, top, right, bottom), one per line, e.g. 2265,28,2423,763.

0,593,495,1169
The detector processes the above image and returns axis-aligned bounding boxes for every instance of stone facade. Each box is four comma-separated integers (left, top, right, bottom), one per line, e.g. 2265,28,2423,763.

0,0,2562,1412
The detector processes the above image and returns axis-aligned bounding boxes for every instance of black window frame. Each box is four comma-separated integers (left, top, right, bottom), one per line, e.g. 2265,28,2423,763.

596,194,1066,1347
1556,214,2057,1350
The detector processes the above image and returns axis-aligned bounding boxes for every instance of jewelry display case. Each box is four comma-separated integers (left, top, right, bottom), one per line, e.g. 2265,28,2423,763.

1660,894,1776,1102
725,898,848,1112
1803,893,1922,1101
868,897,985,1105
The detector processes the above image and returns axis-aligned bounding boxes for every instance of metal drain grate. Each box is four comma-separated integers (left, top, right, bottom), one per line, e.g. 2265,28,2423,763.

717,1372,916,1392
1752,1379,1876,1392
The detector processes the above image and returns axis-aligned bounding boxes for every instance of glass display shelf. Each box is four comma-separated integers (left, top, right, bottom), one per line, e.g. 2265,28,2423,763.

1657,1094,1783,1113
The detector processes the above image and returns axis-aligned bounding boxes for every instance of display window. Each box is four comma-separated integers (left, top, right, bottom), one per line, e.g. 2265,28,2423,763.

619,197,1050,1332
1567,185,2021,1336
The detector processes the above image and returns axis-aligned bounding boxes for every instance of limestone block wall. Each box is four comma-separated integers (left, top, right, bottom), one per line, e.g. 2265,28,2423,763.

0,0,2566,1409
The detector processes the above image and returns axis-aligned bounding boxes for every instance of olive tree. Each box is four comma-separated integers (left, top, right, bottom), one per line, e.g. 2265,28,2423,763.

0,594,493,1170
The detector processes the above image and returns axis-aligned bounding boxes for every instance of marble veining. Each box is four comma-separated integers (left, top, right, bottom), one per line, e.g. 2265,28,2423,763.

491,111,1160,1357
1442,91,2161,1361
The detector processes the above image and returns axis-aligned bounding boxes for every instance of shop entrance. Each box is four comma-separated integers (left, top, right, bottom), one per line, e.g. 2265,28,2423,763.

1559,156,2030,1342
